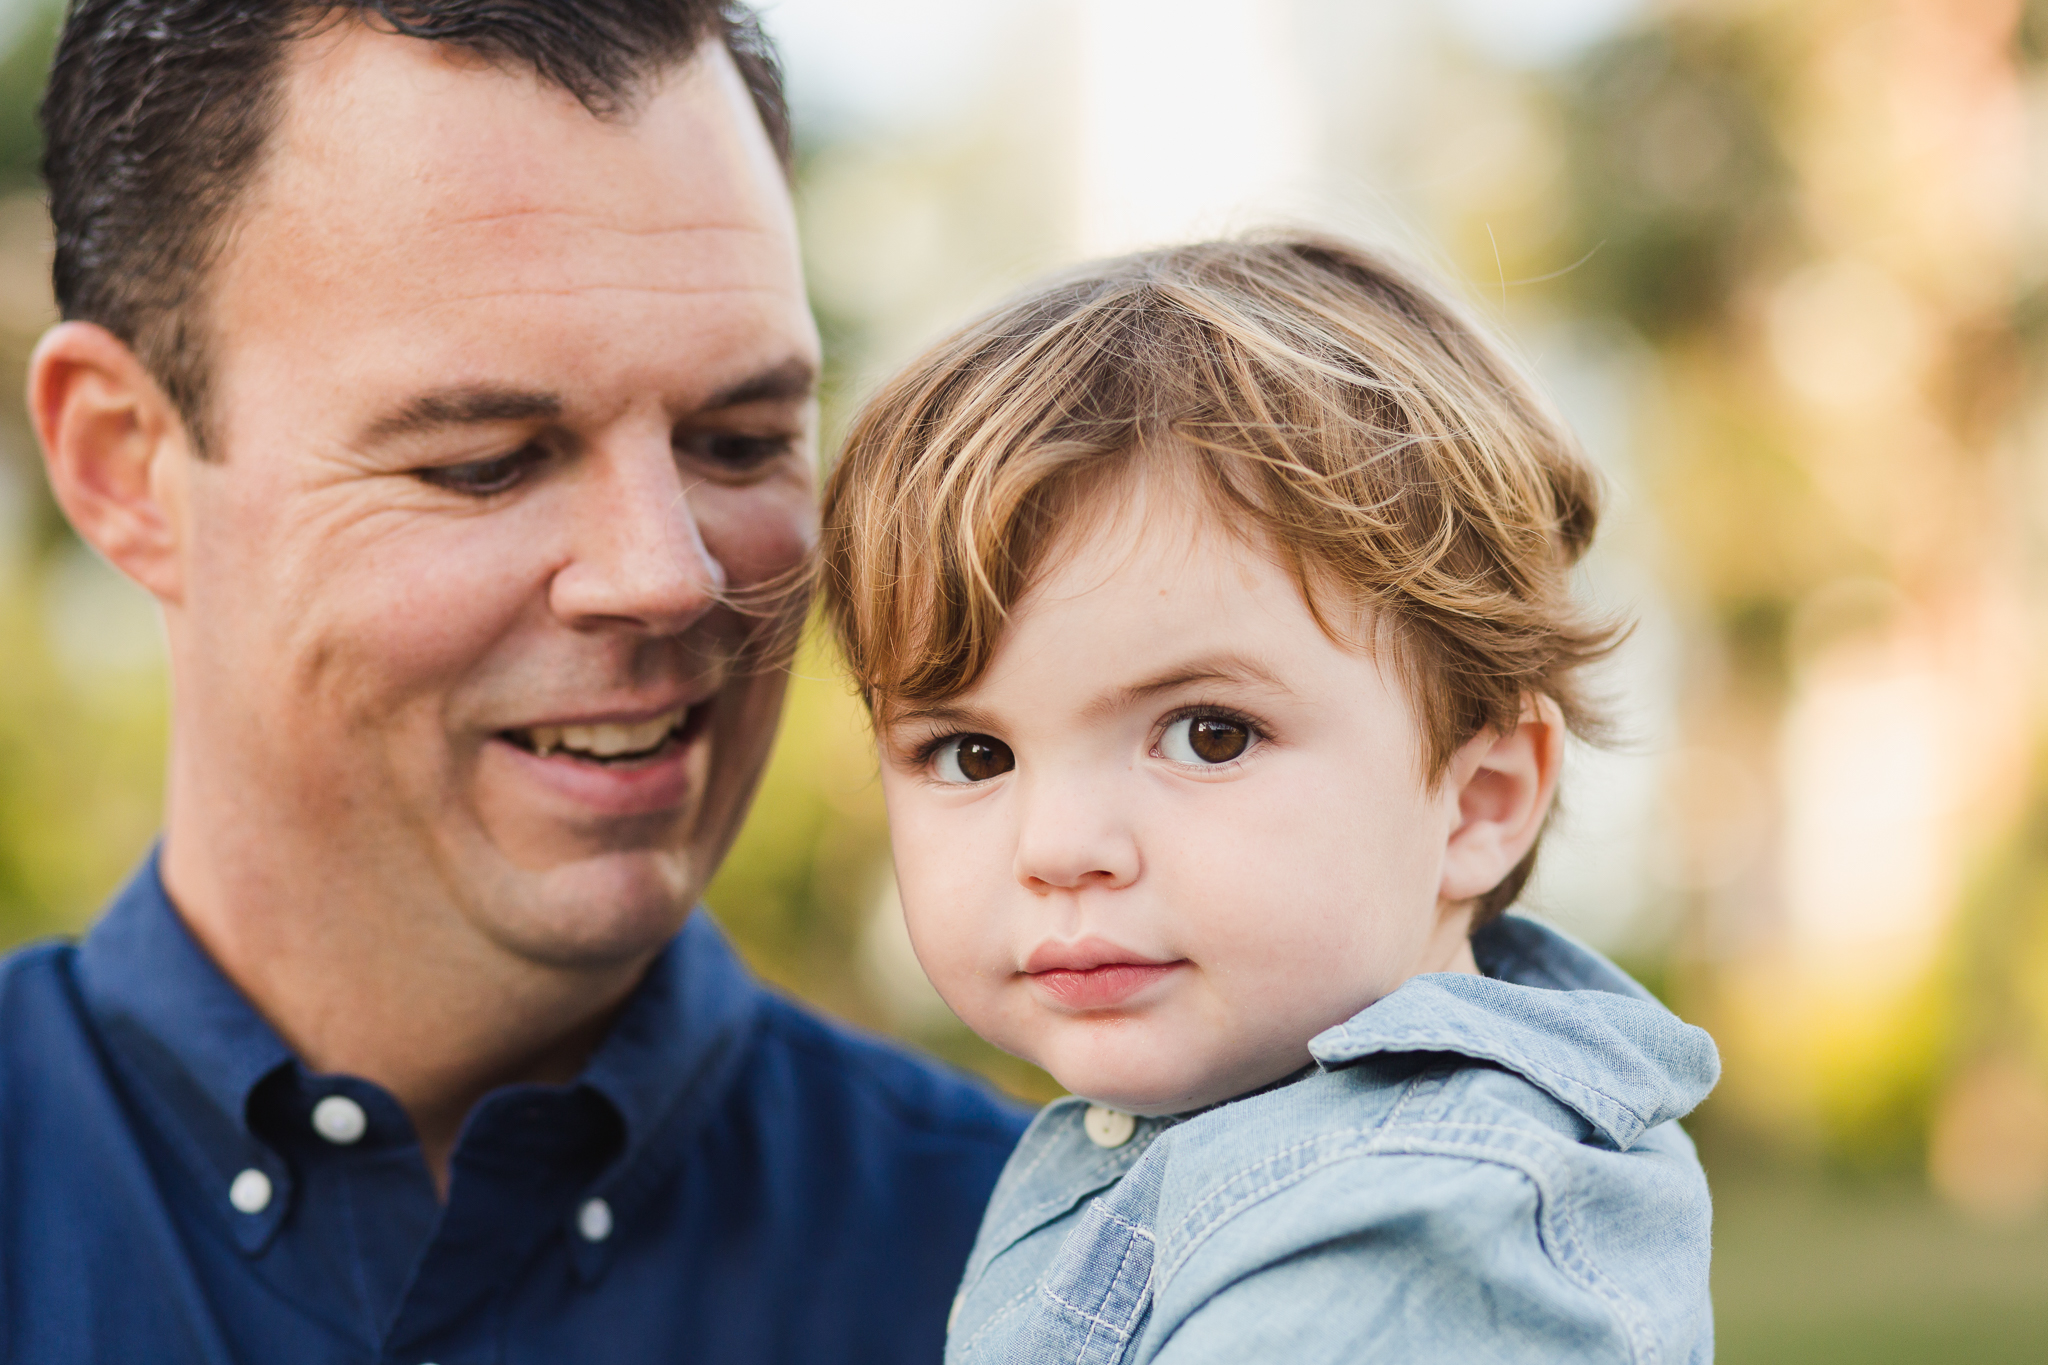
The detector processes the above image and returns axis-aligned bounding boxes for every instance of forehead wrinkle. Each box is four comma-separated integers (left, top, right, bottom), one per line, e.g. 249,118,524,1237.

430,211,781,240
419,284,801,304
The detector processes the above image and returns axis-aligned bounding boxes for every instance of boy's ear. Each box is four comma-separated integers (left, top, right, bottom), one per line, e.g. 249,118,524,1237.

30,320,194,604
1438,695,1565,906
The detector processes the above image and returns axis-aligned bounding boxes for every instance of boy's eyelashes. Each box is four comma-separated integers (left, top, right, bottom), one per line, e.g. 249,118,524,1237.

907,705,1268,786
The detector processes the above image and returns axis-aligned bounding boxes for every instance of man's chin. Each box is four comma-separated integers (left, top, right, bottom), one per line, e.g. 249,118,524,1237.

461,846,704,971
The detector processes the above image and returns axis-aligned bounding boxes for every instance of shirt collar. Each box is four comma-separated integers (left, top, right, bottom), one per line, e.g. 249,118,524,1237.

74,848,767,1236
76,848,294,1143
75,849,297,1249
1308,913,1721,1150
577,908,764,1194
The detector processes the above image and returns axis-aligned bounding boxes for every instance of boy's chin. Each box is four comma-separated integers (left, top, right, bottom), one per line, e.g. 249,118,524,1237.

1048,1043,1313,1118
1056,1064,1249,1119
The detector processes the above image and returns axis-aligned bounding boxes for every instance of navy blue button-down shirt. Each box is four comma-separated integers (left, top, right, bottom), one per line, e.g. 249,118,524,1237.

0,855,1029,1363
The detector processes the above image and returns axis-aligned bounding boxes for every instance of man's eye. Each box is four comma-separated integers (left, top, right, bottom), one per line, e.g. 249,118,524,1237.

413,447,543,496
1159,714,1254,765
931,733,1015,784
676,431,797,472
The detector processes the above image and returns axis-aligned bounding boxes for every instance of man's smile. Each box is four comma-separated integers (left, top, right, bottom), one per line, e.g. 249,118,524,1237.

481,695,724,820
500,702,707,765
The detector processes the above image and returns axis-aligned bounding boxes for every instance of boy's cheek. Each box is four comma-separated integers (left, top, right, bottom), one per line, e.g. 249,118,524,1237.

897,884,1002,1013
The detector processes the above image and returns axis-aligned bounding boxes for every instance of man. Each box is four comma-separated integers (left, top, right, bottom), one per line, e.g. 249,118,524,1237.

0,2,1027,1361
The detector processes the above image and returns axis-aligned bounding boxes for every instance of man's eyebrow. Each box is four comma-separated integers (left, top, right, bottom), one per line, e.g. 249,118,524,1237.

360,387,562,444
702,357,817,411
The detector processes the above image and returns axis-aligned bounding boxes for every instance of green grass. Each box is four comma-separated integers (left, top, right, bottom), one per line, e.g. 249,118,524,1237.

1711,1165,2048,1363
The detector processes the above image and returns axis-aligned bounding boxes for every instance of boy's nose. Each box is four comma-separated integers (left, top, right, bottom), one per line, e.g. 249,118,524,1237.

1012,781,1140,894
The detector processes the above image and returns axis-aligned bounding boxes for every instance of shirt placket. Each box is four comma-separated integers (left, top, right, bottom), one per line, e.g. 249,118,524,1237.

378,1087,621,1365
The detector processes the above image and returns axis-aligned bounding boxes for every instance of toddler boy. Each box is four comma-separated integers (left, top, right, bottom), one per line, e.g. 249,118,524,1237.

820,236,1718,1363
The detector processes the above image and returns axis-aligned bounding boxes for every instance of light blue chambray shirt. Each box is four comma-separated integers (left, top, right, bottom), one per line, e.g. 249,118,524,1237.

945,914,1721,1365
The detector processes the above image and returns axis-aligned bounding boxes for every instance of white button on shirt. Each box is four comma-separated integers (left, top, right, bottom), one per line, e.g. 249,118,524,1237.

1083,1105,1136,1149
228,1168,273,1215
312,1095,368,1145
577,1197,614,1243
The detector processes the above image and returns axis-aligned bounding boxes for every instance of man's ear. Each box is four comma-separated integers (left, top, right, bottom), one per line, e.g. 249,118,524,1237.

29,320,193,603
1438,695,1566,904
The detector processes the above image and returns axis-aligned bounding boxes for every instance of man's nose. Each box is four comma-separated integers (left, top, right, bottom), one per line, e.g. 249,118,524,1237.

1012,774,1141,895
547,438,726,634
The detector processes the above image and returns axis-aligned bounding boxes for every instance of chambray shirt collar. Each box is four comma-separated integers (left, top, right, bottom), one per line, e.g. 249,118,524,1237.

73,848,766,1264
1308,913,1720,1150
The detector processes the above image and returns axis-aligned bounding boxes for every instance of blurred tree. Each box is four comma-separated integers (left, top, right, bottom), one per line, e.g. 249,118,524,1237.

1533,0,2043,1190
0,2,170,952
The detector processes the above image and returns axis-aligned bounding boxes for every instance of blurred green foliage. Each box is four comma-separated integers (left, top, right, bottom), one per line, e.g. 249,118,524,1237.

1556,19,1799,342
0,3,165,952
0,3,54,192
1541,0,2048,1191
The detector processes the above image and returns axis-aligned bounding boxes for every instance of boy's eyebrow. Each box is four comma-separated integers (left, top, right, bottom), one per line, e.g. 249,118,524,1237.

877,700,1003,735
880,657,1289,734
1086,655,1293,720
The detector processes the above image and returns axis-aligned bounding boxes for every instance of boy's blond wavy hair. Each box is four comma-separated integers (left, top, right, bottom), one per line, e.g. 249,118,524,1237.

819,234,1619,923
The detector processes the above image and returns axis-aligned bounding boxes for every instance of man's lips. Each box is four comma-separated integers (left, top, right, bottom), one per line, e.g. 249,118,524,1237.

1024,938,1186,1010
497,699,712,765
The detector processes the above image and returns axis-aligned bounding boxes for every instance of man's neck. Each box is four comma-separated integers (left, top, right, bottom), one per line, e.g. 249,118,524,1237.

158,824,651,1197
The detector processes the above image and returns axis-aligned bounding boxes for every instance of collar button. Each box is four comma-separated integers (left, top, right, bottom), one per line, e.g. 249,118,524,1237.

577,1196,614,1243
228,1168,273,1214
311,1095,368,1145
1084,1105,1136,1149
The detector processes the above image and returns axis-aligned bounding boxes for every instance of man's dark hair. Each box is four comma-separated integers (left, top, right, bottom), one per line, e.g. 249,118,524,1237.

41,0,791,455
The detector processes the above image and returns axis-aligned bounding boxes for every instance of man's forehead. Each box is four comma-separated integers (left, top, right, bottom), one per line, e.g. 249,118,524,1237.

237,23,796,301
197,18,813,431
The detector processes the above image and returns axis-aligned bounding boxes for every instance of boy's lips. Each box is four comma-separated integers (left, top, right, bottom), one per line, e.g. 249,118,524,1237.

1025,938,1187,1010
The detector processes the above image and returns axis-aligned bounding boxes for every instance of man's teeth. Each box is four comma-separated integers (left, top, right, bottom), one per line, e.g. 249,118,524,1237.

526,710,685,759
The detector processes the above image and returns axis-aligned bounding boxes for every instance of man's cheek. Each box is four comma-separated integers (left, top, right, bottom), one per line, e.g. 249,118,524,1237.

697,479,817,586
316,524,536,706
285,604,487,726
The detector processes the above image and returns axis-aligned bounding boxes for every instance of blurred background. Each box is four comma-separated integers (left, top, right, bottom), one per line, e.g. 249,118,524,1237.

2,0,2047,1357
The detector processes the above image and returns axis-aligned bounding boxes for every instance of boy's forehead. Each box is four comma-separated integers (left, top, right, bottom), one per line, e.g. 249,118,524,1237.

1024,468,1377,651
1027,460,1253,595
894,476,1393,713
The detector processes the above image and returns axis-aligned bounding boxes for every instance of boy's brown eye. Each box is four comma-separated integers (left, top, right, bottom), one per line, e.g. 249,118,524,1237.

1161,714,1254,765
933,733,1016,784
